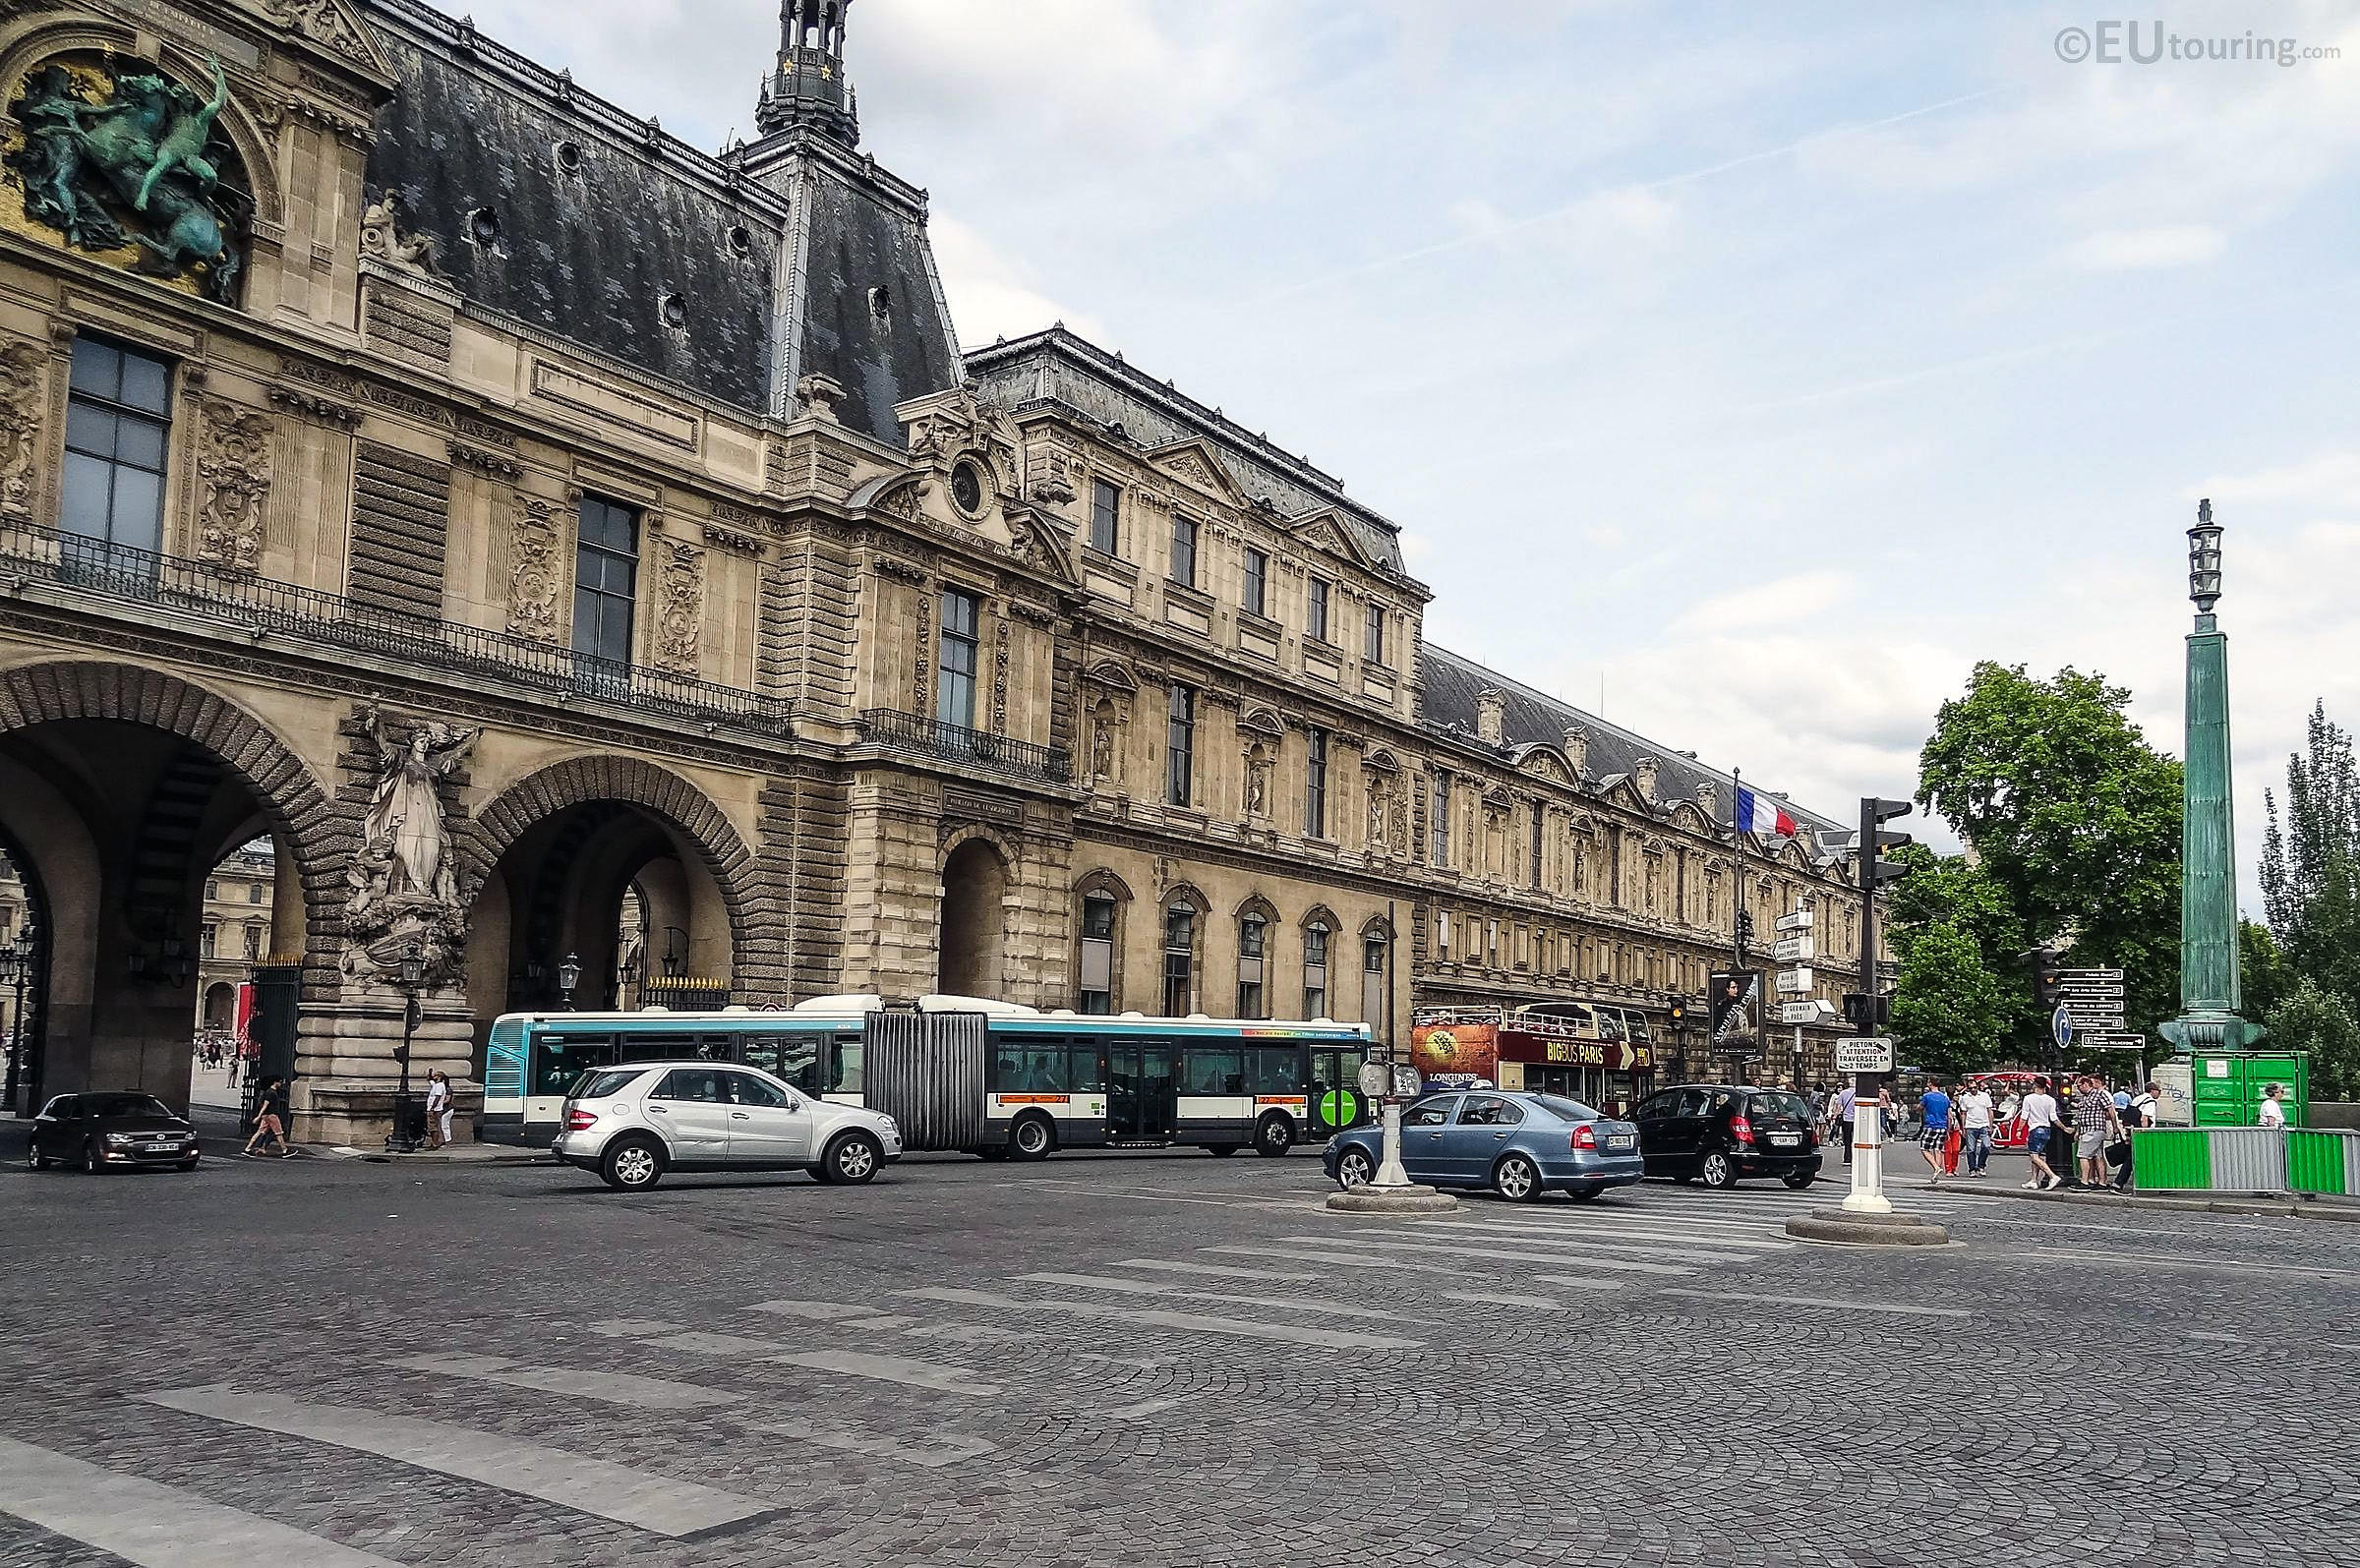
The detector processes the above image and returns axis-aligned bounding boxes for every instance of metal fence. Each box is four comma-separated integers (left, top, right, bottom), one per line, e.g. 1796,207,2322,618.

856,708,1071,785
2132,1125,2360,1196
0,521,796,736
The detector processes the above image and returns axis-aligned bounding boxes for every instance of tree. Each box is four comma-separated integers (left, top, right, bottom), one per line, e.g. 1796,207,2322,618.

2261,702,2360,1013
2263,978,2360,1102
1916,663,2183,1038
1889,920,2009,1074
2241,919,2290,1024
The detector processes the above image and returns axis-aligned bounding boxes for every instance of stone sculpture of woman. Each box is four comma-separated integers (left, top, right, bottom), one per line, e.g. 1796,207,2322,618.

360,707,477,910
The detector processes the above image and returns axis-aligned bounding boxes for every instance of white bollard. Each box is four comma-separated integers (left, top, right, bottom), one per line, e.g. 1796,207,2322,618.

1842,1098,1894,1214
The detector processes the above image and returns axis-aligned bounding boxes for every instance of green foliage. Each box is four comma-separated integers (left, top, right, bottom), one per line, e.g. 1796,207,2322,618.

2240,920,2290,1023
1915,662,2183,1038
1889,921,2008,1074
2261,702,2360,1015
2263,978,2360,1101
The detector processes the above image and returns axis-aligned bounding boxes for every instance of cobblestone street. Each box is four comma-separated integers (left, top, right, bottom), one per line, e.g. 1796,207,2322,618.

2,1133,2355,1567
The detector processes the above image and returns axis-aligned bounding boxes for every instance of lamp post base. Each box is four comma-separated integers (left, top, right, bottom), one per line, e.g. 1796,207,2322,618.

1325,1183,1459,1215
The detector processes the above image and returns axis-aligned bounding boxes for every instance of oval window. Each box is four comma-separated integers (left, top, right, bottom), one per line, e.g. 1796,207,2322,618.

950,461,984,515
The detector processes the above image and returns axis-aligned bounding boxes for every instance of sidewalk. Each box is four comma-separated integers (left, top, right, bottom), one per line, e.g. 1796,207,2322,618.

1895,1146,2360,1223
322,1140,553,1166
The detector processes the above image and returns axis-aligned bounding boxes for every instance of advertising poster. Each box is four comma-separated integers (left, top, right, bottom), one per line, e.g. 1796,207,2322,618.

1709,969,1765,1057
1410,1018,1499,1087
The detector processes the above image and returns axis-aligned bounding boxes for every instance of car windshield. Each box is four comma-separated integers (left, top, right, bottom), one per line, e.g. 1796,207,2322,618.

81,1093,176,1119
572,1069,645,1101
1750,1091,1811,1120
1530,1094,1604,1122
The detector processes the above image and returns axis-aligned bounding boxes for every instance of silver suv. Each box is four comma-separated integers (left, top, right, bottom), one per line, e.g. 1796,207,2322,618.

553,1062,902,1191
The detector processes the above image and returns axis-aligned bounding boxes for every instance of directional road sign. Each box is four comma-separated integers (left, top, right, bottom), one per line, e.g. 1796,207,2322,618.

2076,1031,2148,1049
1775,910,1814,933
1772,935,1814,962
2060,967,2126,982
2053,1007,2074,1050
1780,999,1839,1025
1776,966,1814,994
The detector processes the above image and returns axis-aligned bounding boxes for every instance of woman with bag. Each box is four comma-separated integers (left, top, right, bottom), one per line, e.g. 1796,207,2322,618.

424,1069,453,1150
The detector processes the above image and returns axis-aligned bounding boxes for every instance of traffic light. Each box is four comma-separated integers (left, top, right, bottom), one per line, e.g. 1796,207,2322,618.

1858,797,1915,890
2020,947,2065,1011
1843,992,1892,1028
1667,998,1689,1028
1735,908,1755,945
391,1044,411,1066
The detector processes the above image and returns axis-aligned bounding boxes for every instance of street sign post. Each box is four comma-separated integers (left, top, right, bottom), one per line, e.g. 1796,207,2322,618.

1775,966,1814,994
1772,935,1815,962
1775,909,1814,933
1835,1037,1895,1074
1781,999,1838,1025
2052,1006,2074,1050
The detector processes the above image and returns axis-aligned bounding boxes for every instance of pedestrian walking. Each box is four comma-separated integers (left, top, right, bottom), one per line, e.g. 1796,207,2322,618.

425,1069,453,1150
2020,1077,2063,1190
241,1076,293,1158
2072,1073,2123,1188
1918,1078,1953,1183
1957,1079,1996,1177
225,1046,241,1091
1831,1082,1858,1166
2259,1081,2288,1129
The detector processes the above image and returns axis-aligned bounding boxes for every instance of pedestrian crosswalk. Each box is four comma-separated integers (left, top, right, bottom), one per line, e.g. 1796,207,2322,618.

0,1175,1995,1566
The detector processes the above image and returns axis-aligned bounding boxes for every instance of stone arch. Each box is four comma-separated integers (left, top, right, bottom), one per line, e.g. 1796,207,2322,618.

937,830,1013,999
937,820,1019,875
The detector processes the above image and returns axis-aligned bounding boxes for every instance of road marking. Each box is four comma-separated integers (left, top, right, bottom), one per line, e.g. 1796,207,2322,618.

138,1386,773,1539
389,1353,742,1411
1115,1256,1320,1282
753,1417,995,1468
906,1286,1423,1351
1530,1275,1630,1293
2030,1249,2360,1284
585,1318,688,1336
0,1436,408,1567
903,1322,1029,1344
1447,1218,1795,1250
745,1300,878,1321
1023,1178,1301,1210
1655,1288,1973,1319
1445,1290,1563,1309
838,1313,922,1330
1206,1244,1481,1278
1284,1234,1698,1276
1105,1395,1185,1421
594,1324,1002,1395
1350,1223,1767,1263
1016,1271,1392,1320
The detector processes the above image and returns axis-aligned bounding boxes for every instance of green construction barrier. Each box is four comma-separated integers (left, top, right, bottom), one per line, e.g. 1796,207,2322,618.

2132,1128,2212,1191
2287,1130,2354,1196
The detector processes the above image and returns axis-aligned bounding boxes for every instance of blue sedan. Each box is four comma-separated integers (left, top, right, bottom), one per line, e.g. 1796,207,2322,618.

1323,1089,1645,1201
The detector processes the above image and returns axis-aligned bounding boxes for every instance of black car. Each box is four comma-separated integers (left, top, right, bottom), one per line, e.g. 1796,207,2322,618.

27,1093,202,1174
1632,1083,1821,1190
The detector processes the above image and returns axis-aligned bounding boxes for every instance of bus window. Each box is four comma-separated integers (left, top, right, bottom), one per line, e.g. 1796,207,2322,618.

996,1047,1068,1093
1595,1011,1627,1043
831,1033,864,1094
627,1033,703,1061
529,1032,618,1098
752,1033,823,1094
1068,1042,1105,1093
1249,1045,1302,1096
1624,1014,1652,1046
1181,1046,1244,1096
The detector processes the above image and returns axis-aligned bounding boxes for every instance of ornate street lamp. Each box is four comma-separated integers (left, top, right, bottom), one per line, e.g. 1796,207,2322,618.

385,948,427,1154
558,952,582,1011
2188,500,2223,612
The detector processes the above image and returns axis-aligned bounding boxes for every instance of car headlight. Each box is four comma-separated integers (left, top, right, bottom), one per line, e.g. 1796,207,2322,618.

104,1132,142,1145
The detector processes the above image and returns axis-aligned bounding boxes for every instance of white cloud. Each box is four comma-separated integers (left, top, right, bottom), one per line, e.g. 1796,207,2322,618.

929,215,1102,348
1674,572,1855,635
2063,226,2226,270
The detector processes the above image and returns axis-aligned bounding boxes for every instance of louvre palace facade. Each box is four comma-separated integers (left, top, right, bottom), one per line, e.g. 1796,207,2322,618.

0,0,1877,1140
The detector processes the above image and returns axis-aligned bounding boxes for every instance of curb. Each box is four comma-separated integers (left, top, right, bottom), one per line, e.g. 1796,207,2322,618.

1959,1182,2360,1222
1324,1186,1460,1215
1785,1207,1952,1247
324,1145,554,1167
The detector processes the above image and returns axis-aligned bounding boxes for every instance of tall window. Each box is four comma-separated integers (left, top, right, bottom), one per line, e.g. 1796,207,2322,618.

1308,577,1330,643
1305,727,1329,838
242,923,263,960
937,588,980,728
205,880,219,901
1166,682,1196,807
62,336,172,555
1364,603,1386,666
1170,513,1198,587
1242,547,1268,618
1530,809,1545,886
200,924,217,959
1431,774,1450,867
1090,479,1120,554
1237,911,1268,1018
1162,903,1196,1015
1437,909,1451,959
1303,921,1329,1018
572,496,640,670
1363,933,1388,1025
248,882,265,904
1078,894,1116,1015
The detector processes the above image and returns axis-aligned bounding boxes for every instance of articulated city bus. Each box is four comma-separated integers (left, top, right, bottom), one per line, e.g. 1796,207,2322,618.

483,996,1375,1157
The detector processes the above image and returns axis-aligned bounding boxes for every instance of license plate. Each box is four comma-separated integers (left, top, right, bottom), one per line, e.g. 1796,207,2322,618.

141,1142,177,1154
1769,1133,1800,1146
1606,1134,1635,1151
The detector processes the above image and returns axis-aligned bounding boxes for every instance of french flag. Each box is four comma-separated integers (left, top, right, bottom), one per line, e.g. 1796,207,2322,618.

1736,784,1796,839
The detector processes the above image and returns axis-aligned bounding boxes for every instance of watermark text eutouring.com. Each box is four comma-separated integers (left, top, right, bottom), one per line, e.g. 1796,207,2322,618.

2055,23,2338,65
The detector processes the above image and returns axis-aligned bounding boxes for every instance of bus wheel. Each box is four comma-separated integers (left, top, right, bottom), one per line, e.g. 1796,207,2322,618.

1009,1115,1055,1161
1253,1115,1294,1158
1204,1143,1239,1157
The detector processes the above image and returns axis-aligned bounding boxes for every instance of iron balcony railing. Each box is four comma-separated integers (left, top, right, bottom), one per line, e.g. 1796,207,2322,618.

856,708,1072,786
0,522,796,736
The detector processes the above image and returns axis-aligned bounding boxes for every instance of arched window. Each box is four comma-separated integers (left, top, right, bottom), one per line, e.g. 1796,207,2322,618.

1236,902,1273,1018
1360,921,1391,1030
1073,870,1133,1016
1161,896,1201,1016
1302,910,1334,1018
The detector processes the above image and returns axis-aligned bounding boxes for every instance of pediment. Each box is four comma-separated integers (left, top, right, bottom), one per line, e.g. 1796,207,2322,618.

1083,660,1139,694
1668,801,1714,834
1238,704,1285,738
1287,506,1375,567
1513,745,1574,786
245,0,396,82
1597,775,1655,814
1145,438,1245,504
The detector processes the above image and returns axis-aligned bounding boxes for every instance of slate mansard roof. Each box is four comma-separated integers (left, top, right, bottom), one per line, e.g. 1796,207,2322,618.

1418,645,1849,843
358,0,963,444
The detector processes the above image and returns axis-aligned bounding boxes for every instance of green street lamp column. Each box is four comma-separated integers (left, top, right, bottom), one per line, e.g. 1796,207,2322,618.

2160,499,2260,1054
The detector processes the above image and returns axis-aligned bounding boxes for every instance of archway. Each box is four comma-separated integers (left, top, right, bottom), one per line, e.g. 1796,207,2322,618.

938,838,1008,998
0,826,51,1117
0,664,332,1120
200,983,234,1031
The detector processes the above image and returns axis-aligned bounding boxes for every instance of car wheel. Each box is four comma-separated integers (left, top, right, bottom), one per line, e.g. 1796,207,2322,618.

1253,1115,1295,1158
599,1137,665,1191
1493,1152,1543,1202
1008,1115,1055,1162
1783,1170,1816,1191
1698,1150,1738,1190
82,1139,103,1176
822,1132,881,1186
1334,1148,1377,1190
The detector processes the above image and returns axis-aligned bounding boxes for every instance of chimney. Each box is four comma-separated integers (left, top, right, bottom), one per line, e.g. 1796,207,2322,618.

1695,780,1719,818
1563,726,1589,775
1633,756,1660,803
1475,688,1505,746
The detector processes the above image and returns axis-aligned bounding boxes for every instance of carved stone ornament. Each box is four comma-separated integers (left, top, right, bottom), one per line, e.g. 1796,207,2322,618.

343,705,478,988
795,372,848,423
195,400,274,573
505,497,561,641
266,0,376,65
0,338,46,517
875,480,925,522
652,540,706,673
5,55,249,303
902,385,1022,482
359,191,438,274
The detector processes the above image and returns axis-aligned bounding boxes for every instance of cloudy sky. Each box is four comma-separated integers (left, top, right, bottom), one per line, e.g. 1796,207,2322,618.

465,0,2360,909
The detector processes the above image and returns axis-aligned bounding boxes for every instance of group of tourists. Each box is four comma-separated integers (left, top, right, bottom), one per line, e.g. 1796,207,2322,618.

1804,1072,2172,1191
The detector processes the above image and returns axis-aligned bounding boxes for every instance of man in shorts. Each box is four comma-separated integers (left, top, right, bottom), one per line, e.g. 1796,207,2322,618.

2072,1074,2123,1187
1917,1078,1953,1183
2019,1077,2062,1190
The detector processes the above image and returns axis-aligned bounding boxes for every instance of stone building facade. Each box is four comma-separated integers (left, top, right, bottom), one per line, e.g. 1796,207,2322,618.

0,0,1877,1141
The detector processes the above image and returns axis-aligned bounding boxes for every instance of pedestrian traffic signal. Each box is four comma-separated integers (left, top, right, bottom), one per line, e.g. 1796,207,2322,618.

1858,797,1915,890
1842,991,1892,1027
1735,908,1755,944
391,1044,411,1066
